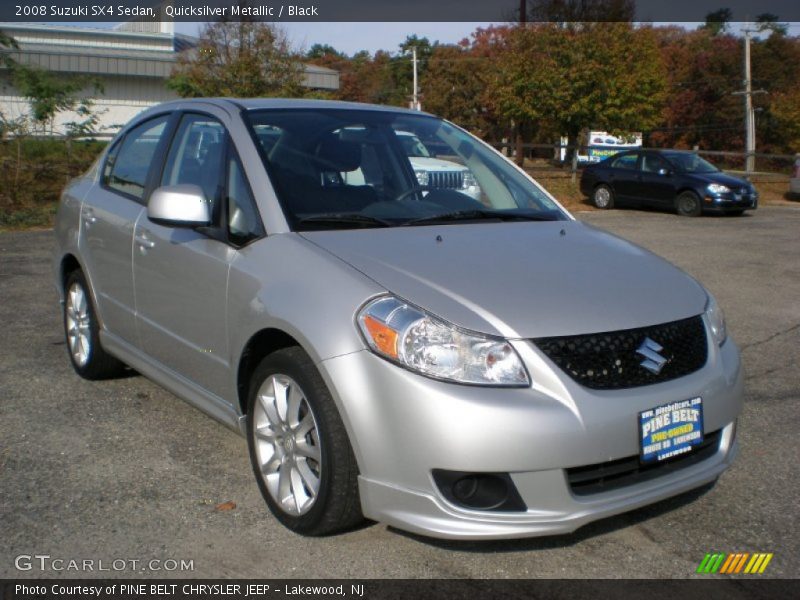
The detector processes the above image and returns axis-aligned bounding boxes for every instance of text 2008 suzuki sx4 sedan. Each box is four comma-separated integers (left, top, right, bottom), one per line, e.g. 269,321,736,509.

54,99,742,539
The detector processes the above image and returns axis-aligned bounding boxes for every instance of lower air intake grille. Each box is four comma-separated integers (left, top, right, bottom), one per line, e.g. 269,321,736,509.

566,429,722,496
533,315,708,390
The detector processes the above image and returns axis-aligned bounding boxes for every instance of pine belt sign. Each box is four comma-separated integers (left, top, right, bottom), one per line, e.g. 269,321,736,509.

585,131,642,163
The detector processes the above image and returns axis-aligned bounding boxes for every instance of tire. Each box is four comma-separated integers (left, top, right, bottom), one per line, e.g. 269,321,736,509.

246,347,363,536
63,270,125,380
592,184,614,209
675,191,702,217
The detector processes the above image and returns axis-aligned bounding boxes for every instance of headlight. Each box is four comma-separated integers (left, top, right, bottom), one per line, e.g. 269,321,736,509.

707,183,730,195
461,171,478,189
705,293,727,346
414,170,429,186
357,296,530,386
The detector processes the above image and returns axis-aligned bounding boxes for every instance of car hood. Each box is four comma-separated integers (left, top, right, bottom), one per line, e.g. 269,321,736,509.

408,156,467,172
300,221,708,339
689,171,750,188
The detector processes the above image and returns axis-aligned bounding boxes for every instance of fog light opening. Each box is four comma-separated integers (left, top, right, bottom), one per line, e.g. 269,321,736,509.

432,470,527,512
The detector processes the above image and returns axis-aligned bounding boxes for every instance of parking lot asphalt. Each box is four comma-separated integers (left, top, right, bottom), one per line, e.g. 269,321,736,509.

1,206,798,579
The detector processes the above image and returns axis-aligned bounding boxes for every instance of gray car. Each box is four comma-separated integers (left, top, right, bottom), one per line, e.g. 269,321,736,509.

53,99,742,539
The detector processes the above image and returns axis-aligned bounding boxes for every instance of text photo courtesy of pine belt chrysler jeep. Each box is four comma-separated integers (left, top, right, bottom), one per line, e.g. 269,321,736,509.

54,99,742,539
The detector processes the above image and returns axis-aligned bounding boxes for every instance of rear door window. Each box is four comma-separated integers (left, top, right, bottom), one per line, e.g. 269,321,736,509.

106,115,170,200
611,153,639,170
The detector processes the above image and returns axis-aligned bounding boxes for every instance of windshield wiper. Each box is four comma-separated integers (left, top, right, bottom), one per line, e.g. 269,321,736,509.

403,209,558,226
296,213,395,229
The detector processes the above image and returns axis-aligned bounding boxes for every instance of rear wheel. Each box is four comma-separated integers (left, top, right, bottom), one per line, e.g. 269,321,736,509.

63,270,125,379
675,191,702,217
247,347,363,535
592,184,614,209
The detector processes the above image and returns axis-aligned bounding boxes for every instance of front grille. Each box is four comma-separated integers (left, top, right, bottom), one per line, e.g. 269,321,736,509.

428,170,464,189
566,429,722,496
533,316,707,390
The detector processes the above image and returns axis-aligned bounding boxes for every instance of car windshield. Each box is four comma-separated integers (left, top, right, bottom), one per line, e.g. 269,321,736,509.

245,109,565,230
663,152,720,174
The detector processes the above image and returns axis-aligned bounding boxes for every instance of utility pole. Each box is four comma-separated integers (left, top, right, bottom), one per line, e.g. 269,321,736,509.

515,0,526,167
733,27,767,175
411,46,421,111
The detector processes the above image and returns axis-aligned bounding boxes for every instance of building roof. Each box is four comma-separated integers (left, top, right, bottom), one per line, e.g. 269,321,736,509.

0,22,339,89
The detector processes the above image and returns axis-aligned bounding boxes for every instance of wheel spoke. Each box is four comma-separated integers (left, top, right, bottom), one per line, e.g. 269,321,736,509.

294,438,320,462
260,451,281,476
272,377,290,424
74,287,86,315
277,461,292,506
290,459,313,512
255,425,280,443
295,413,315,438
286,385,303,427
257,392,281,428
295,456,320,495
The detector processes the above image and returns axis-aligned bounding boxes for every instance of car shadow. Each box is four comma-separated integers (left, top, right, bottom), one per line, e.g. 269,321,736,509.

386,482,716,552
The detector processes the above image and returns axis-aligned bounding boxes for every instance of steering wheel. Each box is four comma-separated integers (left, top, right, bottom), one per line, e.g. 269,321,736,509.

393,185,437,202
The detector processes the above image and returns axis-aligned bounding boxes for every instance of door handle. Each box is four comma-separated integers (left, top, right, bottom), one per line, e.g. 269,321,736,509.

83,209,97,227
135,232,155,249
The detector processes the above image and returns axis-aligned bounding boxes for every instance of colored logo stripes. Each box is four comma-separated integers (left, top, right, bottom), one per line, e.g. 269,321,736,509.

696,552,773,574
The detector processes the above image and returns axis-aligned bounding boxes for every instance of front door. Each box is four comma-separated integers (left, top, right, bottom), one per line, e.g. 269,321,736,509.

133,113,234,400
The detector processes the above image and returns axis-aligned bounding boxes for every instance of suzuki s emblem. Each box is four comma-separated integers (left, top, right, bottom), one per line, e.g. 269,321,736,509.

636,337,669,374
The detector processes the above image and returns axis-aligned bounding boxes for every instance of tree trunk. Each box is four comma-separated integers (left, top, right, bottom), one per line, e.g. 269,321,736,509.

568,130,580,183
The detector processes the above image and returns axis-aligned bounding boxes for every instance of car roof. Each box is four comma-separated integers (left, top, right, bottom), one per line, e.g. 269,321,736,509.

148,97,433,116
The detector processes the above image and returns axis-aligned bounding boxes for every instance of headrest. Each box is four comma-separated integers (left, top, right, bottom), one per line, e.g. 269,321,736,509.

316,136,362,172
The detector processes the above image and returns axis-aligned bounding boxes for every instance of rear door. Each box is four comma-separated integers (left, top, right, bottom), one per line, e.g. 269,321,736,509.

607,152,641,203
79,114,172,345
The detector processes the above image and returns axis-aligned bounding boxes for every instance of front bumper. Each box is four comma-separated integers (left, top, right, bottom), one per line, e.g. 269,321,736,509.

318,323,743,540
703,192,758,212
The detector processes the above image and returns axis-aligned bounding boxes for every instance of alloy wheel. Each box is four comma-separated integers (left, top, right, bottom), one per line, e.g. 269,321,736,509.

252,374,322,516
594,186,611,208
65,282,91,367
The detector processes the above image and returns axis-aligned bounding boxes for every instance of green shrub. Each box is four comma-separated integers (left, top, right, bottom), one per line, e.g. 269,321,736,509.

0,137,106,229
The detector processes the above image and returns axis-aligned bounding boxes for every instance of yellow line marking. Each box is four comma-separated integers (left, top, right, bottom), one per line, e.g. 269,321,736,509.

758,554,773,574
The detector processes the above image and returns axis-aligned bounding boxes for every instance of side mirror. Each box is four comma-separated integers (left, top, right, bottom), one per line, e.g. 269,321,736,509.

147,184,211,228
657,168,671,176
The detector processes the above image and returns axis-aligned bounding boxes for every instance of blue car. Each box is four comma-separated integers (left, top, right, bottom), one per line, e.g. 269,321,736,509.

580,149,758,216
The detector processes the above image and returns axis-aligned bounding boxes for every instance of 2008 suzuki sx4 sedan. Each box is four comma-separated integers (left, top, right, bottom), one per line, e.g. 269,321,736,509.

54,99,742,539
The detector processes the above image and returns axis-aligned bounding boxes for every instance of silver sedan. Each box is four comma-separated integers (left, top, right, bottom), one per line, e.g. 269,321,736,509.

53,99,742,539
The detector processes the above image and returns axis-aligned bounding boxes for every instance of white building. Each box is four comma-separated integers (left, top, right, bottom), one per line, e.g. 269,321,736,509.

0,22,339,135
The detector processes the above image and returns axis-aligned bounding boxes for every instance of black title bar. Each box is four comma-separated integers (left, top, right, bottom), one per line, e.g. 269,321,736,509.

2,579,800,600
